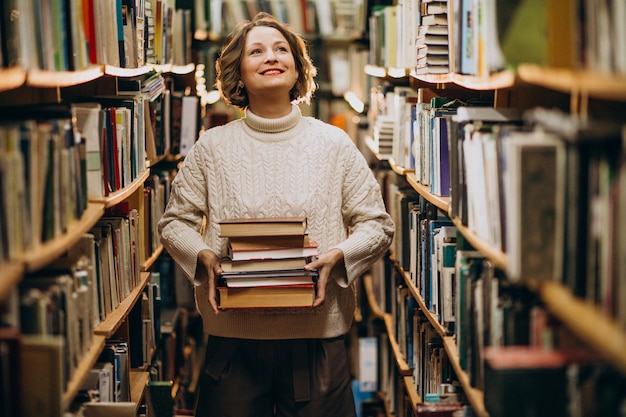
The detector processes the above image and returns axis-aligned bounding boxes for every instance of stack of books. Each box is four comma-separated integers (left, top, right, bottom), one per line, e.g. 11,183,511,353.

216,217,319,309
415,1,450,75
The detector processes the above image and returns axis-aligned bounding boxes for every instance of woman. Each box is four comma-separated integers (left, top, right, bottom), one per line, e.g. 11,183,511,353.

158,12,394,417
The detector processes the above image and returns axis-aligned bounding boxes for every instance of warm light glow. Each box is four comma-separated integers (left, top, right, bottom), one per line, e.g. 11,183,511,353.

205,90,221,104
343,91,365,113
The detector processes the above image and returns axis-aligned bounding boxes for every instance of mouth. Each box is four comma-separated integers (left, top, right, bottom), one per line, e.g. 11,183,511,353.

261,69,284,75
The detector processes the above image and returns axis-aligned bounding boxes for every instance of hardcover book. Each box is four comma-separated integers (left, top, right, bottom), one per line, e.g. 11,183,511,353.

218,216,308,237
217,284,316,309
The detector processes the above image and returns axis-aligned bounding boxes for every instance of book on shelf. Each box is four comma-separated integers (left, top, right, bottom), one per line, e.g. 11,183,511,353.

20,335,65,417
217,283,316,309
218,216,308,238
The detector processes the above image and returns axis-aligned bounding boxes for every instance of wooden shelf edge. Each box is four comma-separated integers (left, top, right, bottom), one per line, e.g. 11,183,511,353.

0,261,24,301
94,271,152,337
27,66,104,87
21,203,106,272
363,273,386,319
388,158,415,176
396,262,448,338
383,314,412,376
450,218,507,270
537,280,626,376
404,174,450,213
93,169,151,208
142,245,165,271
129,370,151,405
442,336,489,417
0,67,27,92
62,335,107,410
403,375,422,413
517,64,626,101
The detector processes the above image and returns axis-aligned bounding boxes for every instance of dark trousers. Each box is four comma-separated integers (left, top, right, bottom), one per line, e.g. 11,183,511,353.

194,335,357,417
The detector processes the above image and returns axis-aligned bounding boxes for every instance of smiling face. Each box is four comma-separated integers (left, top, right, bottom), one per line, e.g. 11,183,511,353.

239,26,299,110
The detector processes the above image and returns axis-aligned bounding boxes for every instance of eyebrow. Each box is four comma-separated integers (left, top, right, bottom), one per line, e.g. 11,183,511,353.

245,40,289,49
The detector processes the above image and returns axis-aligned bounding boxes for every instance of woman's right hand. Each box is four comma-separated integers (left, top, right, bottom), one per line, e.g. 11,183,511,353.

196,249,223,314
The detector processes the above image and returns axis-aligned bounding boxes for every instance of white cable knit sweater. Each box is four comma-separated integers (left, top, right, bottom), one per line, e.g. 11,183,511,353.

158,104,394,339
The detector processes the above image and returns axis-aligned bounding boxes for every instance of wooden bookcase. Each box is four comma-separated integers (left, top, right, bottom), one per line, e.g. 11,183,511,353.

0,2,198,415
354,2,626,417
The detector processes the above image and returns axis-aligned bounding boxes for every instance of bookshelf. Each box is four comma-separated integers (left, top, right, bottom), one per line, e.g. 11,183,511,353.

353,1,626,417
0,1,199,416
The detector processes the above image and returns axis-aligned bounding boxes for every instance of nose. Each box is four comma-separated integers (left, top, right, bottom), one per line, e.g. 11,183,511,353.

264,49,278,62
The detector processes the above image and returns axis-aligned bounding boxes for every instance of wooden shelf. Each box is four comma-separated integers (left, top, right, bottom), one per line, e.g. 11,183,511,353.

535,280,626,376
89,169,151,208
0,67,27,92
94,271,152,337
442,336,489,417
450,70,516,91
387,158,414,176
518,64,626,101
404,174,449,213
142,245,164,271
403,375,421,414
130,370,150,405
104,65,153,78
0,261,24,301
395,261,489,416
20,203,105,272
27,67,104,87
450,218,507,271
383,314,412,376
62,335,107,410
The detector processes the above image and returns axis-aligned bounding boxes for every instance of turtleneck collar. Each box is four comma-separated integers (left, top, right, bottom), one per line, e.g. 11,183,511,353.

242,104,303,143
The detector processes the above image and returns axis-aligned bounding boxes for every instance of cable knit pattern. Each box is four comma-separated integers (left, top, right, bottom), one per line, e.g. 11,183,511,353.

158,104,394,339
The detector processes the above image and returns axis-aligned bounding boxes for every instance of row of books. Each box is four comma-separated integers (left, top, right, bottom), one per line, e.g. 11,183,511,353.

195,0,364,40
377,99,626,325
0,111,88,261
0,249,163,417
383,220,626,417
216,216,319,309
0,0,193,71
368,0,626,77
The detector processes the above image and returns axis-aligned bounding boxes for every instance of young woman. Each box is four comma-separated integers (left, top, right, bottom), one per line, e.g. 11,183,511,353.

158,12,394,417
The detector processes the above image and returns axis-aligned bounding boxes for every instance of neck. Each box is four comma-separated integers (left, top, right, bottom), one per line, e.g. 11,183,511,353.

247,97,293,119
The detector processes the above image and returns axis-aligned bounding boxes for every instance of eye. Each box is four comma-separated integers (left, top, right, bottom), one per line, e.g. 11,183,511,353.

249,48,262,55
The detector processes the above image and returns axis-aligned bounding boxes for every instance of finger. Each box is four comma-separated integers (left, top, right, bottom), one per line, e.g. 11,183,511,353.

207,273,220,314
313,277,327,307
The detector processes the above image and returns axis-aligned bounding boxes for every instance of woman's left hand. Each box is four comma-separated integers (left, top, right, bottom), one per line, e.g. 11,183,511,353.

305,248,344,307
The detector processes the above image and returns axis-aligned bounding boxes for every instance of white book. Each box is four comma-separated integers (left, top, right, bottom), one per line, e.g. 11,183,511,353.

179,95,199,156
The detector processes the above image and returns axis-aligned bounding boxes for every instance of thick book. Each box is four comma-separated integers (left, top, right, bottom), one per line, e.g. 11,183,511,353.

217,284,316,309
221,269,318,288
218,216,307,237
228,234,309,251
228,239,318,261
220,256,311,273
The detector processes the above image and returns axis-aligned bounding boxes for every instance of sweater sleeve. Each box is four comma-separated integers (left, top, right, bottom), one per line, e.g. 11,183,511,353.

332,140,394,287
158,141,214,283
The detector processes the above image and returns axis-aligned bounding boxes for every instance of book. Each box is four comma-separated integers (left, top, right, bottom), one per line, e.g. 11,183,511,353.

228,239,318,261
218,216,308,237
217,284,316,309
220,256,311,273
221,269,318,288
228,234,308,251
